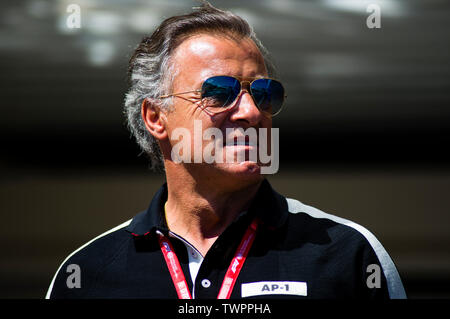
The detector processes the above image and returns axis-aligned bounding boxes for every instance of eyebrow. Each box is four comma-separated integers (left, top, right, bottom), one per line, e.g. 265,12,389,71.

208,74,267,81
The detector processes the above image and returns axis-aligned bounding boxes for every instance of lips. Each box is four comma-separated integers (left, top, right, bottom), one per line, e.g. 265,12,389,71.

229,141,257,146
224,135,258,147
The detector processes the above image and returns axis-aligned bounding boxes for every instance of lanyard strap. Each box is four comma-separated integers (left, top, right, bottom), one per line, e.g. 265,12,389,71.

158,234,192,299
157,218,259,299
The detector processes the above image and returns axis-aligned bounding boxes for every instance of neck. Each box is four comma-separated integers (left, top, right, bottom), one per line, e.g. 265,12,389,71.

164,165,262,256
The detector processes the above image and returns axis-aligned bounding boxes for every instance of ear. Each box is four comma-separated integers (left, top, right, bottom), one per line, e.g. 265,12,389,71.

141,98,168,141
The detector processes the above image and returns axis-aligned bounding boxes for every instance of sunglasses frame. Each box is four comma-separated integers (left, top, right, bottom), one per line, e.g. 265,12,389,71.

159,75,286,117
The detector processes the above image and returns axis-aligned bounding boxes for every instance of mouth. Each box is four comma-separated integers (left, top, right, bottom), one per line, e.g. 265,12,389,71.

224,136,258,147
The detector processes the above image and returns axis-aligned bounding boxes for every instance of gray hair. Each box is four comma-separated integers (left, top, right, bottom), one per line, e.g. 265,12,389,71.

123,1,277,171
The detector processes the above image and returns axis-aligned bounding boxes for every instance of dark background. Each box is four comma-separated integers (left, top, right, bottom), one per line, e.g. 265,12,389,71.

1,0,449,299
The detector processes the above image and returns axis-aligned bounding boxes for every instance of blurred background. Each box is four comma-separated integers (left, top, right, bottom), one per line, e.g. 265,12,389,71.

1,0,449,299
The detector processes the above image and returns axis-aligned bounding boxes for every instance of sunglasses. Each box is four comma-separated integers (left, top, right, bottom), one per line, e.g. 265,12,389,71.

159,75,286,116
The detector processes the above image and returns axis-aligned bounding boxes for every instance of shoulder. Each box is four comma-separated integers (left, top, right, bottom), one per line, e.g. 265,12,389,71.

284,197,407,299
45,219,132,299
286,197,380,247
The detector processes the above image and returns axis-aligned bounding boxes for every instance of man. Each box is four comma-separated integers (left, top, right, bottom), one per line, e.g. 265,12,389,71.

46,3,406,299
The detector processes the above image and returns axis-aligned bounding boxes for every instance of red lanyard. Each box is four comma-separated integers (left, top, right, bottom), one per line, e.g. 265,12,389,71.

157,218,259,299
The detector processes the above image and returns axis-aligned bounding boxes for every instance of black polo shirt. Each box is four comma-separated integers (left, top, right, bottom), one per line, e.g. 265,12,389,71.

46,179,406,299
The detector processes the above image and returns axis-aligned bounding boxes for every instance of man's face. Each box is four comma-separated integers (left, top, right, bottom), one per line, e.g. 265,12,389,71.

163,33,272,181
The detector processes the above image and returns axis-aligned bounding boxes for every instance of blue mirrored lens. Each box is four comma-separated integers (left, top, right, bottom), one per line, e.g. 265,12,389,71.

201,76,240,107
251,79,284,114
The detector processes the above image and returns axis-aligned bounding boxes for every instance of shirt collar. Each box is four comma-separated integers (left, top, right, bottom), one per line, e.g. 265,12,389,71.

125,183,168,236
125,178,289,237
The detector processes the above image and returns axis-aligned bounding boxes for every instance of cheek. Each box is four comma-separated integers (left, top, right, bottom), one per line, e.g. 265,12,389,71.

260,119,273,153
165,105,196,134
167,117,219,157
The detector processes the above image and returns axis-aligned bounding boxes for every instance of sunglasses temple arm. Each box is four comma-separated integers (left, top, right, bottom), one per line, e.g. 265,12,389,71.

159,90,201,99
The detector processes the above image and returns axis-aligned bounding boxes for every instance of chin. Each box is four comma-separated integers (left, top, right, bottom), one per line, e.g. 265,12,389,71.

217,161,264,180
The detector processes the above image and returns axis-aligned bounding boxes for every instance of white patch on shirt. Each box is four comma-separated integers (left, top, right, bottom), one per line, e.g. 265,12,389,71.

241,281,307,298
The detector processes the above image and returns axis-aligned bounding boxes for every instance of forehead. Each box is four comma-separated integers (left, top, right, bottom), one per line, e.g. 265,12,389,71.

169,33,267,88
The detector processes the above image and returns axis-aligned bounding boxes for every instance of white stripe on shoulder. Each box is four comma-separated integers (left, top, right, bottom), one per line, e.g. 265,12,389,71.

286,198,407,299
45,219,132,299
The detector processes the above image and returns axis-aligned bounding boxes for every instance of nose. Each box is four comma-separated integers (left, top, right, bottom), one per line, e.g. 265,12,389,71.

228,90,264,127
